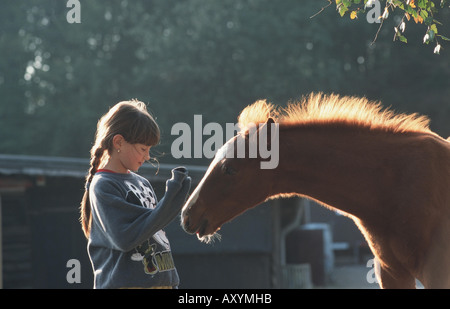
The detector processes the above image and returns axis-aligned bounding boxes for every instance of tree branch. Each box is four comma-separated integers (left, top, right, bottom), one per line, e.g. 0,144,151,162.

310,0,333,19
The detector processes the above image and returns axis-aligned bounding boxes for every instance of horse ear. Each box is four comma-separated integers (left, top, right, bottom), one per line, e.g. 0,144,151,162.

264,118,274,147
255,117,276,147
247,118,276,144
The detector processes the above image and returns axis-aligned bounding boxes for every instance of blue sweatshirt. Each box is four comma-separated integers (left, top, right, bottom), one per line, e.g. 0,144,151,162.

87,168,190,289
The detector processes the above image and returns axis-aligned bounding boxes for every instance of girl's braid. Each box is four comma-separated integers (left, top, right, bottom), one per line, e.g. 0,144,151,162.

80,145,105,238
86,146,105,185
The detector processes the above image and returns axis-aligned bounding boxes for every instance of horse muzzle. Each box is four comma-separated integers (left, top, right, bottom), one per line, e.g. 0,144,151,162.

181,201,214,238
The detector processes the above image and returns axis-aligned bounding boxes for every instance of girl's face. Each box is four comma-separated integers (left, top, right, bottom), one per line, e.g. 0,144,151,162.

118,141,151,172
103,134,152,173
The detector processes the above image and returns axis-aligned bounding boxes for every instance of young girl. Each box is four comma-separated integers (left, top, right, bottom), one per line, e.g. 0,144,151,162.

80,100,191,289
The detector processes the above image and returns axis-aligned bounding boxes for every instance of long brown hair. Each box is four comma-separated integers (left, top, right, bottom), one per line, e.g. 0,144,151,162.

80,100,160,238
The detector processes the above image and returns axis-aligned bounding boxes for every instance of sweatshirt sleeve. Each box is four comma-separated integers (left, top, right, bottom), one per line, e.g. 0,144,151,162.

90,169,191,252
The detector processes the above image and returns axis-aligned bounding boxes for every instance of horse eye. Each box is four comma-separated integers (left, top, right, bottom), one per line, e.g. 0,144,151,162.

221,164,236,175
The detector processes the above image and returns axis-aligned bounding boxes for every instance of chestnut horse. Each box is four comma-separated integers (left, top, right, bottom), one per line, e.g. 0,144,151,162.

181,93,450,289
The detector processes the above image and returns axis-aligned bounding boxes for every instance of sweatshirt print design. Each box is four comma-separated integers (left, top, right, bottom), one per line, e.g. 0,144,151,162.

124,180,176,275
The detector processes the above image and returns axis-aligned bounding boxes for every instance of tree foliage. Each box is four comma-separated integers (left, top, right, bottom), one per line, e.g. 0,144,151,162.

329,0,449,53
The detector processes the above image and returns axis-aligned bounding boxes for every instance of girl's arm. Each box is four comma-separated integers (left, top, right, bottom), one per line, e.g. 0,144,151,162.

91,168,191,252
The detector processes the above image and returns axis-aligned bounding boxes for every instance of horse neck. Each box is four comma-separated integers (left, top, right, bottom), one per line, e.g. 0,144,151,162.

271,123,403,218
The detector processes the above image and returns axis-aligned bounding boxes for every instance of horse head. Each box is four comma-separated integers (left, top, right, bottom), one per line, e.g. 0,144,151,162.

181,118,277,242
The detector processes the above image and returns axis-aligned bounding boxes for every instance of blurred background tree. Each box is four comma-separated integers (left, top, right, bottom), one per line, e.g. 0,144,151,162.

0,0,449,166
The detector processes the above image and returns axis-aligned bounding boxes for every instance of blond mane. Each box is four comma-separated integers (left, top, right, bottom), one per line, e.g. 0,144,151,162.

238,93,431,134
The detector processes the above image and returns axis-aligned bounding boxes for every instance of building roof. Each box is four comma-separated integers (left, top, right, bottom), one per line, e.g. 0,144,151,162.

0,154,207,183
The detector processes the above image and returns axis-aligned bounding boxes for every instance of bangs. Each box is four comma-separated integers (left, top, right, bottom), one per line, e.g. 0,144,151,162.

125,111,160,146
102,100,161,148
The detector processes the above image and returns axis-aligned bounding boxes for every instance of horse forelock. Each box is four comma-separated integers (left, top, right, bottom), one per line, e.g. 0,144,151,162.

238,93,431,134
237,100,280,132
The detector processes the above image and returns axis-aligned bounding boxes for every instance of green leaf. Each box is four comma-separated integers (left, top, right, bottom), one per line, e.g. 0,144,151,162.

420,9,429,19
424,16,434,25
418,0,427,9
399,34,408,43
438,35,450,41
428,29,435,41
339,5,349,16
430,24,438,34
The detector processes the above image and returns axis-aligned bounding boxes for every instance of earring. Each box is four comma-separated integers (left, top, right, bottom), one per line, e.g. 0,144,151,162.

117,149,121,153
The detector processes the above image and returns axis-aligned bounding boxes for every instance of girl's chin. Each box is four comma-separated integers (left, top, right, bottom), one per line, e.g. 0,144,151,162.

131,165,142,172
